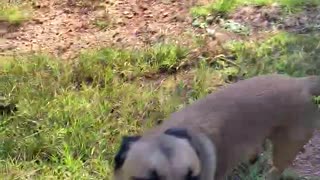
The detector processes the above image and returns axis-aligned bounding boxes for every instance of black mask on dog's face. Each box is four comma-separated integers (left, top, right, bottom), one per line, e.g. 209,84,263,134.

114,136,141,171
113,128,200,180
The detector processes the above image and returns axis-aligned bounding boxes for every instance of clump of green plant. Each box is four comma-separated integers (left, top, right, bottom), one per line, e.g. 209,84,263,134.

312,96,320,108
221,19,250,35
75,43,188,85
0,2,32,25
93,20,110,30
191,0,238,17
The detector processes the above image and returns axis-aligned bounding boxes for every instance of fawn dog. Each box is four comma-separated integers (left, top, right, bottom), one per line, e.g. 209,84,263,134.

113,74,320,180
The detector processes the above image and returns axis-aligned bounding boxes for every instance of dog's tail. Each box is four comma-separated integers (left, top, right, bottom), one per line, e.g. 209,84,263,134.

305,76,320,96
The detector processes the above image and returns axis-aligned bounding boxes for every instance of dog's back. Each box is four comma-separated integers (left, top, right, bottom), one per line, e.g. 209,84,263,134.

150,74,320,179
114,74,320,180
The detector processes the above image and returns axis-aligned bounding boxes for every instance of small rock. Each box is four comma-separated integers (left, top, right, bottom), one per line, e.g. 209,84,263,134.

206,15,215,24
163,12,169,18
206,28,215,37
95,10,107,18
123,11,130,15
192,19,201,27
123,11,134,19
144,13,153,18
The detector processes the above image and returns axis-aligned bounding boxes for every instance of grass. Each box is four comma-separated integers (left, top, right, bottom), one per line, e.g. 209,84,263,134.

190,0,320,17
0,2,32,25
93,20,111,30
0,43,225,179
2,31,320,179
226,32,320,78
75,44,189,85
2,0,320,179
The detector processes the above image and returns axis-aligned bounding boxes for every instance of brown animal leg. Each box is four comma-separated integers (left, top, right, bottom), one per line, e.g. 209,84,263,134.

266,127,313,180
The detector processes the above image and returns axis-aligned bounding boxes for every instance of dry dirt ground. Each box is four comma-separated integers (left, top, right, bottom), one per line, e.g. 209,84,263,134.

1,0,202,59
292,131,320,177
1,0,320,178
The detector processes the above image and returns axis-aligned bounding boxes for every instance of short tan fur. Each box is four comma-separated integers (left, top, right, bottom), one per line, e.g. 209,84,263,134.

113,74,320,180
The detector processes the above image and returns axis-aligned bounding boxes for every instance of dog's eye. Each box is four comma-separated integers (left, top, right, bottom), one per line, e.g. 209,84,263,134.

185,169,199,180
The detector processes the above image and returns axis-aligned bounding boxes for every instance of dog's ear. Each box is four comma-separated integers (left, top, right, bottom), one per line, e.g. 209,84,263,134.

114,135,141,170
164,128,191,141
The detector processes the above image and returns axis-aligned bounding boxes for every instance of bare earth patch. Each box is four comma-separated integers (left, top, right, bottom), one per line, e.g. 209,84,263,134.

3,1,110,59
292,131,320,177
2,0,201,59
229,4,282,32
229,4,320,34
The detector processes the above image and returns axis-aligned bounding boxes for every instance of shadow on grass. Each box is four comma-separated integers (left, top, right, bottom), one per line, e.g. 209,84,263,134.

227,31,320,78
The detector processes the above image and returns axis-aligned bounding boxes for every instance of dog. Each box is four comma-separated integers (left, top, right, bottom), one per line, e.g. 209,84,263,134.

113,74,320,180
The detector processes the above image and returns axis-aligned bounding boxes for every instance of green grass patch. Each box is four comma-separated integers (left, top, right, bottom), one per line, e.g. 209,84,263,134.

3,31,320,179
0,2,32,25
226,32,320,78
75,44,188,84
0,56,14,69
190,0,320,17
2,31,320,179
93,19,111,30
0,43,225,179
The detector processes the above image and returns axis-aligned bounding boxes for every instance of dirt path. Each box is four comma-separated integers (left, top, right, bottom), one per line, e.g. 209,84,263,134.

2,0,320,178
292,131,320,177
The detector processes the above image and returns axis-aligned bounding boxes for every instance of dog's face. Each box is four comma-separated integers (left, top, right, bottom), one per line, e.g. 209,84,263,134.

113,128,201,180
